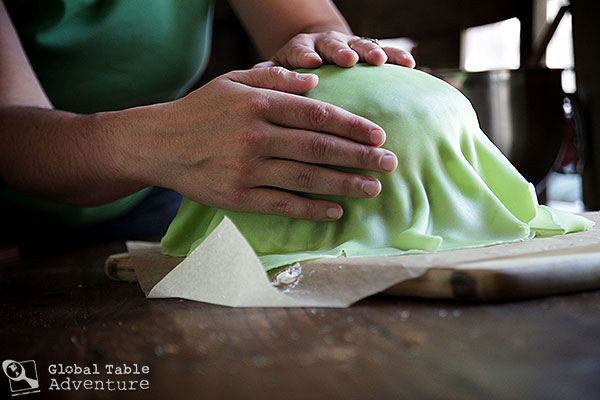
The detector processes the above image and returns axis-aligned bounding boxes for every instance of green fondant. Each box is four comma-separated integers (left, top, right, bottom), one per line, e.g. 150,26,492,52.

161,64,594,270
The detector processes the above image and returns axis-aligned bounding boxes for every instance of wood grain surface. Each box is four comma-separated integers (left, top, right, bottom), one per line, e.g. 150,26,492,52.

2,241,600,399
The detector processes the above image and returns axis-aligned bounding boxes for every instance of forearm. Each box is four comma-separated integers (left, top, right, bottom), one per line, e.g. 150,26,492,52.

1,1,150,206
0,106,149,206
229,0,352,57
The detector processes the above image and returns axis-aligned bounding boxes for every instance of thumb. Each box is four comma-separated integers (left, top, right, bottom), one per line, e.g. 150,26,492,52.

227,66,319,94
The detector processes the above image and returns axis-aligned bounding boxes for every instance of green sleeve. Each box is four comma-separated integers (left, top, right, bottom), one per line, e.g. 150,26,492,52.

4,0,213,226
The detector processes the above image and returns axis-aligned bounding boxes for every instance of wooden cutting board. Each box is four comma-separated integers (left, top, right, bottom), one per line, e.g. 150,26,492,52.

105,212,600,302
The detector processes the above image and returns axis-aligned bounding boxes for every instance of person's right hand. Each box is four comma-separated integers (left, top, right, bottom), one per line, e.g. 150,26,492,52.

119,67,398,221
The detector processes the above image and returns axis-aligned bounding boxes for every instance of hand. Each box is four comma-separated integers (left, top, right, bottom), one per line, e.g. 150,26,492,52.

253,30,416,70
125,67,398,221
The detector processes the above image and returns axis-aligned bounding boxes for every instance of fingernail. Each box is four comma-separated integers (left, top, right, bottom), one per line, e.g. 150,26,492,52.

298,73,316,81
380,154,397,172
368,49,385,57
402,53,416,67
253,61,272,68
369,129,385,144
362,180,381,196
326,207,342,219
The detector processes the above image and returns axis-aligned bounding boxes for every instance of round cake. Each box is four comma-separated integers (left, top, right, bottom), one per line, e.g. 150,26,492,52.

161,64,593,269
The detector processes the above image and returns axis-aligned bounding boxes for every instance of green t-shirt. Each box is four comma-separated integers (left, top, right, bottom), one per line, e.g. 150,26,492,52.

3,0,213,225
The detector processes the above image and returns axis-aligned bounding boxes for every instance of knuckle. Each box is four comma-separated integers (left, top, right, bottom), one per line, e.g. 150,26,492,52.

340,176,354,195
290,42,309,55
348,117,363,136
296,167,316,189
273,198,293,216
231,159,255,181
240,127,266,148
268,66,287,80
307,103,330,129
222,70,240,81
357,145,373,168
246,94,269,114
311,135,335,159
323,36,341,48
294,32,310,42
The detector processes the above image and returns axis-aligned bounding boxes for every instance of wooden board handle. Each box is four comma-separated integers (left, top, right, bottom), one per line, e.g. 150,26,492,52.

104,252,137,282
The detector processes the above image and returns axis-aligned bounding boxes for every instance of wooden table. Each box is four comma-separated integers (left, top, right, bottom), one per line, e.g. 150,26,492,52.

1,242,600,399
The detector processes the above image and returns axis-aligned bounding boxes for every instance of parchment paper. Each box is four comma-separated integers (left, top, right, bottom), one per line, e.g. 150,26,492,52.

126,213,600,307
128,217,422,307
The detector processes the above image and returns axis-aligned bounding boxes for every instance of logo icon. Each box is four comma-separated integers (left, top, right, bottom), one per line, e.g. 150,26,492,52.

2,360,40,396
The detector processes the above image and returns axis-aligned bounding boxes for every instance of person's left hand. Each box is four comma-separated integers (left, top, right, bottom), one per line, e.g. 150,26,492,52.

254,30,416,70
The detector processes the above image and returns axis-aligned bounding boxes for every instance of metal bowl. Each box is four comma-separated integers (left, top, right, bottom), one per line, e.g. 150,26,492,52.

434,68,565,185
